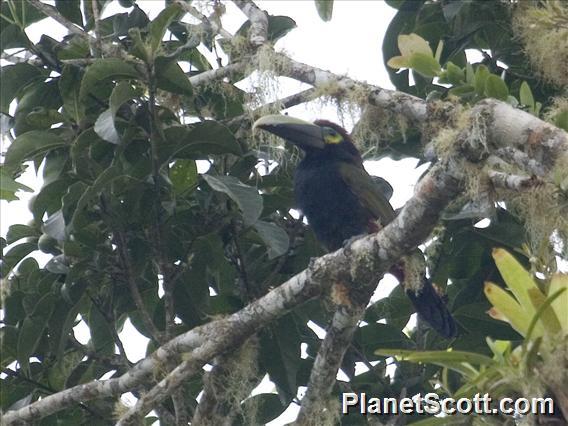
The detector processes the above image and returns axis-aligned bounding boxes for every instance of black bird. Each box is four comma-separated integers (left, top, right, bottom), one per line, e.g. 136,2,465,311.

254,114,457,338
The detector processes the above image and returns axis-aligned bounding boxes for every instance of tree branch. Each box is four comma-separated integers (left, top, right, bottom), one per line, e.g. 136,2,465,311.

233,0,268,46
493,147,546,176
28,0,96,44
174,0,234,40
115,229,163,342
488,170,543,191
188,61,246,86
2,159,463,425
295,304,368,425
225,87,319,128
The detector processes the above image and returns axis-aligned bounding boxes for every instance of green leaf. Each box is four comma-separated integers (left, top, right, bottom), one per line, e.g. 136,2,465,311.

128,27,150,62
484,74,508,101
444,62,465,85
357,323,413,360
0,64,43,114
473,65,489,95
17,294,56,374
25,108,64,128
553,109,568,132
408,52,441,78
93,110,119,145
55,0,82,26
266,16,297,41
170,159,198,195
6,225,38,245
241,394,285,424
252,220,289,259
94,81,137,144
376,348,495,367
148,3,182,56
1,23,30,51
1,242,37,277
236,15,297,45
365,285,412,330
70,165,123,228
549,275,568,334
80,59,140,99
453,303,521,340
398,33,433,57
203,175,262,225
87,304,115,355
519,81,534,109
161,122,241,161
314,0,333,22
484,282,534,337
525,287,564,340
154,58,193,96
0,168,33,201
387,55,410,69
492,248,540,317
42,210,66,241
260,315,301,404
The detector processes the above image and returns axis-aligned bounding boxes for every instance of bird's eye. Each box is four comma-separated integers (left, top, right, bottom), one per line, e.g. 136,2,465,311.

322,127,342,144
323,127,337,136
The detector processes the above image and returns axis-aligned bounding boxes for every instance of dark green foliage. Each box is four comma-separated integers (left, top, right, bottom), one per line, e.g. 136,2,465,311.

1,1,564,424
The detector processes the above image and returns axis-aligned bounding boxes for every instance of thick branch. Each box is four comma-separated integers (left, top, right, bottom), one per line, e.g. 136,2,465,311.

3,161,462,425
295,304,368,425
493,147,546,176
270,52,427,126
233,0,268,46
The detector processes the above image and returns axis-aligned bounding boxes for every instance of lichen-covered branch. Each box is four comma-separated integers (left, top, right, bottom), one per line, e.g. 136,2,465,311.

295,304,368,425
2,159,463,425
268,52,427,126
233,0,269,46
488,170,543,191
174,0,234,40
493,147,546,176
188,61,246,86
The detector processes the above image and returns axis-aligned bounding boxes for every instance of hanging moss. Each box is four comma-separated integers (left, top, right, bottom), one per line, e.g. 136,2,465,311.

513,1,568,87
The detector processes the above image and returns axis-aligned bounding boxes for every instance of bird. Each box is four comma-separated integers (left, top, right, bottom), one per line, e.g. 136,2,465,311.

253,114,457,338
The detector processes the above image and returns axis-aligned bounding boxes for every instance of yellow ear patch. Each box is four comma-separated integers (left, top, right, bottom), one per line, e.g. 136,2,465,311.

324,133,343,144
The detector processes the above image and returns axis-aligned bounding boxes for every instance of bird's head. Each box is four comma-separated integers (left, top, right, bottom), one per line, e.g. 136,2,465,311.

253,115,362,164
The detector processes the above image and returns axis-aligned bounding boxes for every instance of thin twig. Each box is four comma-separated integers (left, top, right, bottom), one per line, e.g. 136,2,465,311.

90,0,103,56
115,230,163,342
28,0,95,43
225,88,319,128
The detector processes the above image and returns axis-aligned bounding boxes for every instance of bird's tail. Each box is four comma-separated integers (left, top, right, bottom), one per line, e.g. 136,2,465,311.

390,262,457,339
405,277,457,339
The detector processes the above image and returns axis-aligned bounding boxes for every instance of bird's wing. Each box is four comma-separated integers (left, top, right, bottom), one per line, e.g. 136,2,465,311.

338,163,397,225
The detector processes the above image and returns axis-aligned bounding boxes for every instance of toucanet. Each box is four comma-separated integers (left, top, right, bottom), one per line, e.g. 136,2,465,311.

254,114,457,338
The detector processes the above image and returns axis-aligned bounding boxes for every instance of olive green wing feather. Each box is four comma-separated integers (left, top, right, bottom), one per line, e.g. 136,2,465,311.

338,163,396,225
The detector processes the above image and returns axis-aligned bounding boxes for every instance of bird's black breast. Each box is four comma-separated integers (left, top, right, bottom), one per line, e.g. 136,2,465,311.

294,158,371,251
